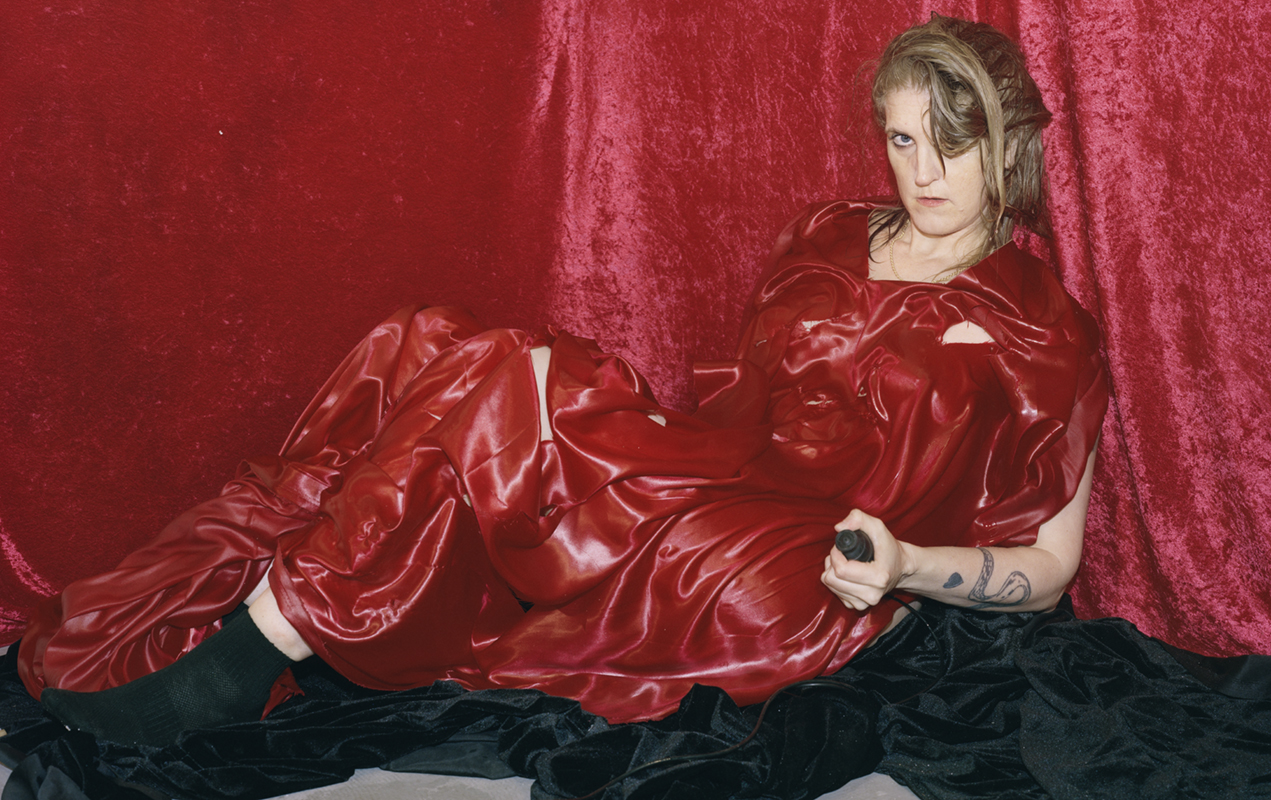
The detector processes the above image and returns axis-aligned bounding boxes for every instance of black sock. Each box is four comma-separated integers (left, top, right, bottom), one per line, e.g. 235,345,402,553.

41,610,296,748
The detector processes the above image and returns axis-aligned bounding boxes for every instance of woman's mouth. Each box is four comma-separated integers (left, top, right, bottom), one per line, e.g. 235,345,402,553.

916,197,945,207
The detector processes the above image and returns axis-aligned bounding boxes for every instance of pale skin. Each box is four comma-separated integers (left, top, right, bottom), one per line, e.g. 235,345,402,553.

822,85,1095,616
247,588,313,662
873,86,991,283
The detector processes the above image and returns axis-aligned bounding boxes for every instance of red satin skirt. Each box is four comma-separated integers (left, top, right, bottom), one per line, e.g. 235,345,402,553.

20,306,879,722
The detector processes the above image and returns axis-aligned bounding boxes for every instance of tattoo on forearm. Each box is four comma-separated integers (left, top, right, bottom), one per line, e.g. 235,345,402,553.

966,548,1031,608
943,573,964,589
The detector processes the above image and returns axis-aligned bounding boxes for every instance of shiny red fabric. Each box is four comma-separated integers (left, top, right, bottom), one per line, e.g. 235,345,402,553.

19,202,1106,722
4,0,1267,684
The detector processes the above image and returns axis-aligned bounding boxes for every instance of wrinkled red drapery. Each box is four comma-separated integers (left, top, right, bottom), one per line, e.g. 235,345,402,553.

1,0,1269,662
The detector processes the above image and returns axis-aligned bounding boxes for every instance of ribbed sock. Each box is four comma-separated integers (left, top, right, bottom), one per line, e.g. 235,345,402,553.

41,610,295,748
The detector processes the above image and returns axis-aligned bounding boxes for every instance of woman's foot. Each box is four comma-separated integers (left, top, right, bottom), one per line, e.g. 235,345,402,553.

41,609,296,748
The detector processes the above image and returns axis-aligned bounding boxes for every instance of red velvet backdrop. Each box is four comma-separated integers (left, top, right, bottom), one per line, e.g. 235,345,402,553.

2,1,1269,658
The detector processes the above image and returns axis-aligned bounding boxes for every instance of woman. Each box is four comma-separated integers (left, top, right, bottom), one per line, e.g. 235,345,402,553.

23,15,1106,749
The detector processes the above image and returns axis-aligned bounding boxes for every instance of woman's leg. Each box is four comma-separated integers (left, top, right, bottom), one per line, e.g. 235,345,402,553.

29,308,517,746
41,593,304,748
247,587,314,661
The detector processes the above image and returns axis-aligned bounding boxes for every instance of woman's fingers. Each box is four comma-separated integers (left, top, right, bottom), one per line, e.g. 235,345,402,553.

821,565,870,610
823,509,903,609
821,551,888,609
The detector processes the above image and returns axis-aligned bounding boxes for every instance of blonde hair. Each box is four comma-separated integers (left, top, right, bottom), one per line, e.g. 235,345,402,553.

869,15,1052,268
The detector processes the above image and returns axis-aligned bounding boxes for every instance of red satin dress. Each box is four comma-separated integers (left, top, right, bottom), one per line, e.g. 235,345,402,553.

19,200,1108,723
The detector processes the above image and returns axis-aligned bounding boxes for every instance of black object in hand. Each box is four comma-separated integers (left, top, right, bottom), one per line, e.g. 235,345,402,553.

835,528,874,562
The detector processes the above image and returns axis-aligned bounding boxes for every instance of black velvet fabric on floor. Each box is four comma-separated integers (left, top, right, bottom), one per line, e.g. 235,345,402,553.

4,599,1271,800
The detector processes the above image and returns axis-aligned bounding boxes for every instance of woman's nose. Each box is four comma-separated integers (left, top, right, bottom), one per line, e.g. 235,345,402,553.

914,144,943,186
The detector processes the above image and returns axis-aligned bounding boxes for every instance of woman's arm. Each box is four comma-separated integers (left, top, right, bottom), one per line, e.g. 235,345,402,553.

821,445,1097,613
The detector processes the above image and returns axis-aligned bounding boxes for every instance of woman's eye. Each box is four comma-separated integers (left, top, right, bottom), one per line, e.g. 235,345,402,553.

889,133,913,147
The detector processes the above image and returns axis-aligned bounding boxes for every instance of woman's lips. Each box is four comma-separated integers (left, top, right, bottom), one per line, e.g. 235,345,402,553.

916,197,946,207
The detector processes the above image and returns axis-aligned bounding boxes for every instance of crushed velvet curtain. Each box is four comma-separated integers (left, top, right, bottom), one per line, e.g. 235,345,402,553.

1,0,1268,662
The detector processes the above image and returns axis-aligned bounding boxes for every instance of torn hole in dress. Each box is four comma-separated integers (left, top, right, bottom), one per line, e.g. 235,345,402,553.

942,321,993,344
530,345,553,442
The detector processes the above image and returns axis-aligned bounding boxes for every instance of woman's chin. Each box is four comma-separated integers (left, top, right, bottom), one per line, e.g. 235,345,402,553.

905,209,984,244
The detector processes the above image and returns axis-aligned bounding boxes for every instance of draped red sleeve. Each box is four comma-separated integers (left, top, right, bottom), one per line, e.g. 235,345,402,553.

20,200,1107,723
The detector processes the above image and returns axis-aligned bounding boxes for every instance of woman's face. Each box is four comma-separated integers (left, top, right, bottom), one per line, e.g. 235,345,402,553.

883,86,989,247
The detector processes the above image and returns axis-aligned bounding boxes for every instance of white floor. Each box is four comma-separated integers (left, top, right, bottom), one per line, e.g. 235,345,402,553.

0,752,917,799
0,749,916,799
265,770,916,800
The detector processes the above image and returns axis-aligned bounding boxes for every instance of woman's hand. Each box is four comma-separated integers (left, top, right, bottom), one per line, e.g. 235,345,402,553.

821,447,1097,614
820,509,914,611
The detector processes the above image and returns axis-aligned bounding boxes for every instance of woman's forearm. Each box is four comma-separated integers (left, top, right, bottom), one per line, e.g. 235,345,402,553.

896,445,1095,612
894,542,1070,612
822,446,1096,614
